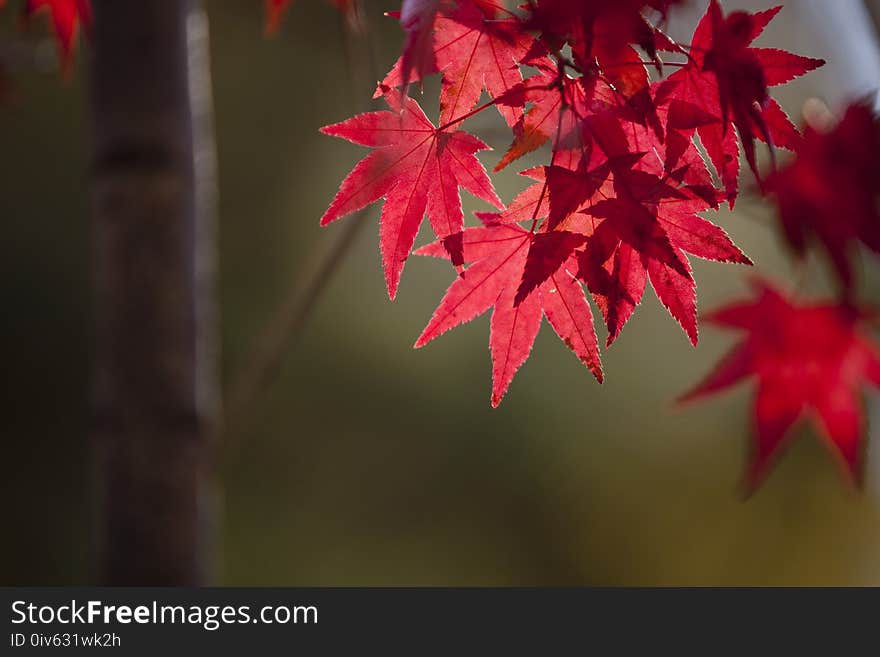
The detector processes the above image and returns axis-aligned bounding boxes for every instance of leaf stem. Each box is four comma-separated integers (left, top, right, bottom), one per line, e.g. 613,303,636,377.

599,60,688,70
437,97,501,131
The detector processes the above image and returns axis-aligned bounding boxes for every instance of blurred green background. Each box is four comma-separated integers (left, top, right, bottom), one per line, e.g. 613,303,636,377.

3,0,880,585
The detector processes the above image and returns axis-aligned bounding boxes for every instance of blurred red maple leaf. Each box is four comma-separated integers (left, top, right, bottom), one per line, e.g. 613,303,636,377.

22,0,92,75
265,0,354,34
767,101,880,292
680,280,880,492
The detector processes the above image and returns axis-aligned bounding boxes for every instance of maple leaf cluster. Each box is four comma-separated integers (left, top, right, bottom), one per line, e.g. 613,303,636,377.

320,0,880,489
321,0,822,405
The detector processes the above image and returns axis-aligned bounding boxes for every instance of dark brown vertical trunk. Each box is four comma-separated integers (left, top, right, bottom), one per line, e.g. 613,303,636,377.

89,0,219,585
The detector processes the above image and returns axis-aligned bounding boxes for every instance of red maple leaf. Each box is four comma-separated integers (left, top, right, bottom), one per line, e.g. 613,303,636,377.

579,163,750,345
320,89,502,299
415,222,602,406
680,280,880,492
655,1,823,204
378,0,532,128
767,101,880,291
23,0,92,75
538,109,748,345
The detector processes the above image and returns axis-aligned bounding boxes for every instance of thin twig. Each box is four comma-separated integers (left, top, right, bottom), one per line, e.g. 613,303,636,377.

224,206,372,439
224,1,376,443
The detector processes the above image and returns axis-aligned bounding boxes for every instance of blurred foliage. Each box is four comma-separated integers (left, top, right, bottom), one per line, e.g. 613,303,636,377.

2,0,880,585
